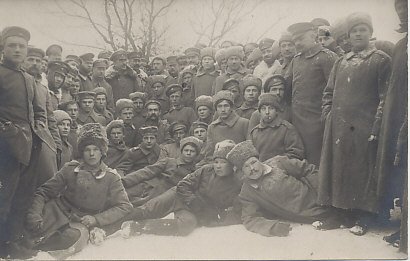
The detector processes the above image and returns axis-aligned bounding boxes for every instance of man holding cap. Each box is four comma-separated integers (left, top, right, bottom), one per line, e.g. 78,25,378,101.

78,53,95,92
192,47,219,98
163,84,197,128
253,38,282,86
92,59,114,111
284,22,337,166
77,91,106,126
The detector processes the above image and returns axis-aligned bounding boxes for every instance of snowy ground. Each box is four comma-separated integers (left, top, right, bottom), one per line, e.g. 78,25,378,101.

32,221,406,260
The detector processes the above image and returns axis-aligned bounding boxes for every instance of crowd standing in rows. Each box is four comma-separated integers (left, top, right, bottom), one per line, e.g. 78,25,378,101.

0,0,407,258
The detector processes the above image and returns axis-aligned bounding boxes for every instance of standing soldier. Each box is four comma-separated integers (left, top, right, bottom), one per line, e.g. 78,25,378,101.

253,38,282,86
163,84,197,128
145,75,170,114
0,26,47,258
318,13,392,236
106,49,141,102
184,47,201,74
92,59,114,112
47,61,70,110
235,74,262,120
78,53,94,92
93,87,114,126
77,91,106,126
284,22,337,166
192,47,219,98
166,55,180,81
278,32,296,77
129,91,146,131
150,56,177,87
128,51,147,89
116,98,139,148
104,120,131,173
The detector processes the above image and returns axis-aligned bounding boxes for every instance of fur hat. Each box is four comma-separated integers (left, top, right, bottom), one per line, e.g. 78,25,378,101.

242,74,262,93
115,98,134,115
213,140,236,159
224,46,245,60
77,123,108,157
200,47,216,60
346,12,373,36
147,75,166,85
213,90,234,109
54,110,72,124
279,31,294,45
258,93,282,111
226,140,259,170
106,119,124,136
215,48,226,65
180,136,203,154
129,91,146,101
195,95,213,111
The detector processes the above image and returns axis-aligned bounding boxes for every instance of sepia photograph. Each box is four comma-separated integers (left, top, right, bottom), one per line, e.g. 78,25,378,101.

0,0,407,259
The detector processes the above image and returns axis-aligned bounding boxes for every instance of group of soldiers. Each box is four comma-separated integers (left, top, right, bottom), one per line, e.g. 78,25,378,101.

0,0,407,258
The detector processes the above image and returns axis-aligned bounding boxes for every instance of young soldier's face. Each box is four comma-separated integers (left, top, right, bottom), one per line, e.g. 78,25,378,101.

141,134,157,149
173,129,186,143
152,59,165,73
197,106,212,120
201,56,214,70
95,94,107,111
260,105,278,123
132,98,144,111
23,55,42,75
83,144,102,167
151,82,164,97
349,24,372,51
280,41,296,59
63,73,74,90
54,72,66,89
70,80,80,96
243,86,259,103
242,156,264,180
216,100,232,120
227,86,240,102
67,60,79,71
181,144,197,163
213,158,233,177
182,73,193,86
93,66,106,78
109,127,124,144
269,84,285,101
66,103,79,120
120,108,134,123
318,36,333,47
57,120,71,138
226,56,241,71
169,91,182,106
193,127,207,141
187,54,199,66
80,98,94,113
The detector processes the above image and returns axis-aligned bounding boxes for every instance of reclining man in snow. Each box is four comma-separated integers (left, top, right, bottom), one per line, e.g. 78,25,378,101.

226,140,347,237
23,123,133,259
106,140,242,237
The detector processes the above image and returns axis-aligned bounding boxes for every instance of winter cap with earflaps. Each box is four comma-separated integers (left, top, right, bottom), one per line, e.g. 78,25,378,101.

213,90,234,109
213,140,236,160
226,140,259,170
195,95,213,111
54,110,72,124
106,120,124,136
180,136,203,154
115,98,134,115
346,12,373,36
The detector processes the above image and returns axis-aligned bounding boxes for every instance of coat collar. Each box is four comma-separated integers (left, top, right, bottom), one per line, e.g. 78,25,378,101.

302,43,323,58
1,60,22,71
346,45,377,60
238,102,258,111
213,111,240,127
109,140,127,151
225,66,247,76
257,117,283,129
196,66,217,77
74,161,109,179
247,164,272,189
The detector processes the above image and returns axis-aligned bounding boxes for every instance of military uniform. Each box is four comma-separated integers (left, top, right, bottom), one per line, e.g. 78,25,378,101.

117,144,161,175
92,78,115,112
123,123,139,148
158,141,181,160
78,72,94,92
235,102,258,120
164,105,197,128
76,109,106,126
106,65,141,103
104,141,130,175
94,108,113,126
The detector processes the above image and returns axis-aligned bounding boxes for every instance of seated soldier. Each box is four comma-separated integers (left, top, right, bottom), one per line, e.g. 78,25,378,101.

248,93,304,162
226,140,345,237
248,74,292,131
117,126,161,175
121,137,202,207
109,140,242,237
163,84,197,127
93,87,114,126
235,75,262,120
190,121,208,164
159,121,188,160
104,120,130,174
76,91,106,126
129,91,146,131
116,98,139,148
24,123,132,258
194,95,214,125
54,110,73,170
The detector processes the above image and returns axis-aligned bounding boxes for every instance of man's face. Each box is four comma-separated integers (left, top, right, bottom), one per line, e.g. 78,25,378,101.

70,80,80,96
242,156,264,180
146,104,160,120
114,57,127,70
396,0,408,25
66,103,79,120
186,54,200,66
280,41,296,59
54,72,66,89
220,59,228,72
80,98,94,113
269,84,285,101
120,108,134,123
193,127,207,141
141,134,157,150
3,36,28,65
62,73,74,90
293,31,315,53
167,61,180,77
213,158,233,177
181,144,197,163
227,85,240,102
48,52,62,62
349,24,372,51
41,59,48,73
216,100,232,120
201,56,214,70
246,60,255,71
318,36,333,47
67,60,79,71
169,91,182,106
93,66,106,79
244,86,259,103
177,57,188,68
197,105,212,120
151,82,164,97
80,61,93,74
109,127,124,144
262,48,274,64
95,94,107,111
173,129,186,143
23,55,42,75
129,58,140,69
83,144,102,167
182,73,193,87
152,59,165,74
132,98,144,112
57,119,71,138
260,105,278,123
226,56,241,71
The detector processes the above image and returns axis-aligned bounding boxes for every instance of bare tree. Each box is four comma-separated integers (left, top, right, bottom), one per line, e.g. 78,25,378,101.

190,0,266,47
53,0,175,59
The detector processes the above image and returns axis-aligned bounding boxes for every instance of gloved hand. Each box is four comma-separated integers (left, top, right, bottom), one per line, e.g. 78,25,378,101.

270,222,291,237
26,213,43,233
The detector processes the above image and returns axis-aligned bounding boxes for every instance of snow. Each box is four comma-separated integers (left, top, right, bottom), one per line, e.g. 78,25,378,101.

32,222,406,260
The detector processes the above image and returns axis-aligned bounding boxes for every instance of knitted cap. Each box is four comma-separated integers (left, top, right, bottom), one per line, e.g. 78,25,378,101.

54,110,72,124
258,93,282,111
200,47,216,60
224,46,245,60
213,90,234,109
115,98,134,115
195,95,213,111
346,12,373,35
215,48,226,65
242,74,262,92
180,136,203,154
77,123,108,157
213,140,236,159
226,140,259,170
106,119,124,136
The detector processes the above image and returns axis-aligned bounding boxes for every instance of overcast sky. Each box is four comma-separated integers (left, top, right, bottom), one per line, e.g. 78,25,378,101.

0,0,403,56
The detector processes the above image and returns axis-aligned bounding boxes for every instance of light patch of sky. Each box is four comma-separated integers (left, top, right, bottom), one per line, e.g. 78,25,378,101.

0,0,402,57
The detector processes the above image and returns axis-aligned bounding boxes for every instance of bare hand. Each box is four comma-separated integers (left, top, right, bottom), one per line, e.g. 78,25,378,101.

368,135,377,141
81,215,97,228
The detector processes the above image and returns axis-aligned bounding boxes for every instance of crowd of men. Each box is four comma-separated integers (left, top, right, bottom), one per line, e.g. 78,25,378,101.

0,0,407,258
